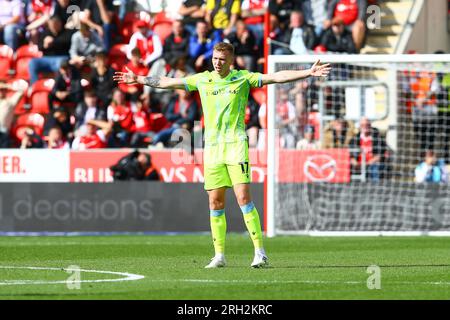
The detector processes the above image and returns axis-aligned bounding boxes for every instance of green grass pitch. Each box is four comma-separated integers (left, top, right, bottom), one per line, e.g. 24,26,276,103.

1,234,450,299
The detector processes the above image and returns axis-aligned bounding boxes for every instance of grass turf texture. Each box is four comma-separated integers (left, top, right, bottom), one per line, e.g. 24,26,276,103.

1,235,450,299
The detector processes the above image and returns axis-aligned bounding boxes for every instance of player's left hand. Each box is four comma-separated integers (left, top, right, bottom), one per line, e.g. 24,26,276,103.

310,60,331,77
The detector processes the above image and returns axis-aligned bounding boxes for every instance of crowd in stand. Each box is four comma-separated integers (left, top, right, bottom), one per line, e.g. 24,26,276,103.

0,0,376,153
4,0,449,181
2,0,447,184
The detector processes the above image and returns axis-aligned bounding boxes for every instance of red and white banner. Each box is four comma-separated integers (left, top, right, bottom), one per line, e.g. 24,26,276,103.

0,149,349,183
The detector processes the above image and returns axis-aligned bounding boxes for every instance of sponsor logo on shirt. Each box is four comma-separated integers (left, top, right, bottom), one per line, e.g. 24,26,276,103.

205,87,240,96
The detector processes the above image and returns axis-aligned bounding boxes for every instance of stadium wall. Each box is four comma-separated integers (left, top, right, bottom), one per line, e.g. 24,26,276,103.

0,183,264,233
405,0,450,53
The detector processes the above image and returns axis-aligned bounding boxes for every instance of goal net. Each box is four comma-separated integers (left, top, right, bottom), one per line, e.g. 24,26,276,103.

266,54,450,236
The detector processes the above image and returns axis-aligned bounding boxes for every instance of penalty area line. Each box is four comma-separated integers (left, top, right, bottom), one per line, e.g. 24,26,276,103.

0,266,145,286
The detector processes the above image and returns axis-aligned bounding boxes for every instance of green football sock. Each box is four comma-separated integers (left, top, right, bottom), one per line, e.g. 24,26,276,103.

240,202,264,249
210,209,226,254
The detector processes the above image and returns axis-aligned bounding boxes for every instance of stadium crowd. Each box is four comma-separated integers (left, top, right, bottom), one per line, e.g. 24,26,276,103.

2,0,448,183
0,0,376,151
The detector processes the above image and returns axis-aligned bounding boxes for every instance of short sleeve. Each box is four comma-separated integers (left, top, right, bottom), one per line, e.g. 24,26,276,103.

183,72,204,92
244,71,263,88
231,0,241,14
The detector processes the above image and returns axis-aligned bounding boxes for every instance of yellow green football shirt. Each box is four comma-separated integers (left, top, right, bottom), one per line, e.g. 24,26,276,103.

183,69,263,146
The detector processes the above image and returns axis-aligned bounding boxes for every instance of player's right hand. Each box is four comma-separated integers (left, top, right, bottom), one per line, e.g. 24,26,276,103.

113,67,138,85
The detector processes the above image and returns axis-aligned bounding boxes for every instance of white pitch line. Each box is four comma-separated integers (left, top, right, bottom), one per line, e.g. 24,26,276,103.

0,266,144,286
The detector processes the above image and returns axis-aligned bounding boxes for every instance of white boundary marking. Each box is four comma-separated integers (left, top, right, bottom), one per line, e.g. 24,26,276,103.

0,266,144,286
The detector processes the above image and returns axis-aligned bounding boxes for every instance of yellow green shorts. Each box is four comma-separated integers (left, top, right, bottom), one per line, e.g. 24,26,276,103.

203,140,250,190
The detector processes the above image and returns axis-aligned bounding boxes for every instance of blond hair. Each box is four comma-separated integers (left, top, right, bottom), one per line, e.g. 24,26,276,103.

213,42,235,56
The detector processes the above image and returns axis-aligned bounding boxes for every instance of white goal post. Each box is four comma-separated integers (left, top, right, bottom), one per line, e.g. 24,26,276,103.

266,54,450,237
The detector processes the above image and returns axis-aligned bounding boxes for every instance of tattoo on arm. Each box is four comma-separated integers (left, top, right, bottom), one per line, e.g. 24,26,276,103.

143,76,161,88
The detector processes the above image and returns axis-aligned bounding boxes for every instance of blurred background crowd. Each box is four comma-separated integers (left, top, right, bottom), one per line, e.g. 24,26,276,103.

0,0,378,152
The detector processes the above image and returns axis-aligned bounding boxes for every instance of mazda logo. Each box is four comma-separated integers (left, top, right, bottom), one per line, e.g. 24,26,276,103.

303,155,337,182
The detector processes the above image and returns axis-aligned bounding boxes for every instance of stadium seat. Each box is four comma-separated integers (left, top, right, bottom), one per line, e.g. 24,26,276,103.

11,112,45,142
29,78,55,114
152,22,173,45
6,78,30,115
14,44,43,80
109,43,128,71
120,12,140,43
0,44,14,78
152,12,173,44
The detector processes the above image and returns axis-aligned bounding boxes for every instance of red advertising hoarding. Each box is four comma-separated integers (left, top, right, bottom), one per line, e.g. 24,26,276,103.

69,148,349,183
277,149,351,183
70,149,268,183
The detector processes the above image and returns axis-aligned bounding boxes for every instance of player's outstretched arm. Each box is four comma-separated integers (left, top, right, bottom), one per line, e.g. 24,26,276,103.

261,60,331,85
113,67,185,90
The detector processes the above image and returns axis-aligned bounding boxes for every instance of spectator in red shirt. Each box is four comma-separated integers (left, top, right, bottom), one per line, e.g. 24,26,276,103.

107,89,132,129
25,0,55,44
127,19,163,68
349,117,387,182
119,48,149,101
106,88,133,147
71,121,109,150
130,98,154,147
241,0,267,47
